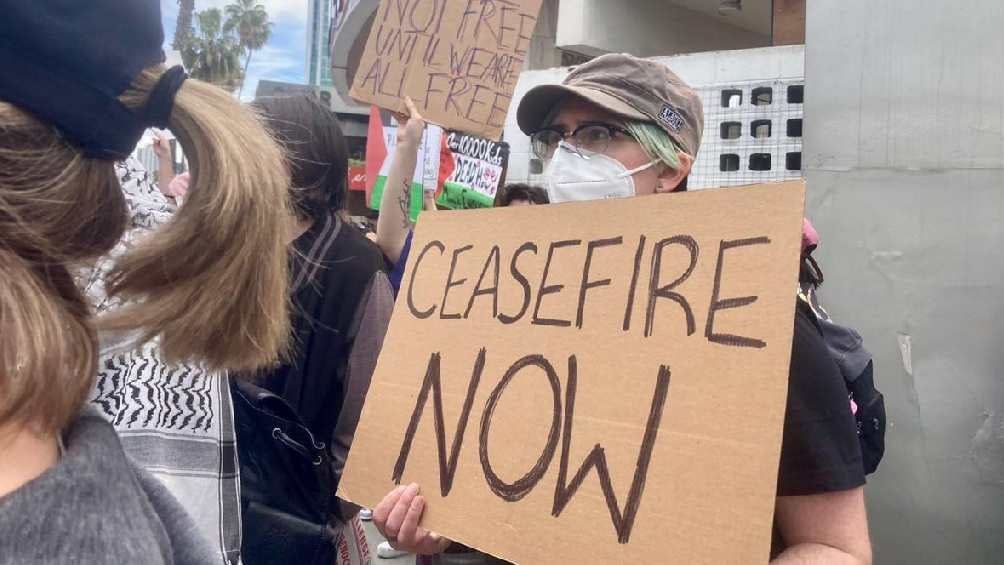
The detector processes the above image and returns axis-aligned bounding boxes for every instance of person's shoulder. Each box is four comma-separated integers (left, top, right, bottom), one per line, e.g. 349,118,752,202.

300,218,389,309
130,463,218,564
792,300,825,355
298,215,388,290
778,300,865,496
788,301,852,422
0,409,206,564
331,218,389,273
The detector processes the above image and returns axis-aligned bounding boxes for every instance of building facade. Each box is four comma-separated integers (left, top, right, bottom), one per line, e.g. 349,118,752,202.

306,0,333,88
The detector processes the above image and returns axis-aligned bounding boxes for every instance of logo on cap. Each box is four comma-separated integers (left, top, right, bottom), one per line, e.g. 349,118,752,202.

659,105,685,132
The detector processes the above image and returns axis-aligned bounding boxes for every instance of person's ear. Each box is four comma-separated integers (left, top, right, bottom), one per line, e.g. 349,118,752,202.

654,152,694,194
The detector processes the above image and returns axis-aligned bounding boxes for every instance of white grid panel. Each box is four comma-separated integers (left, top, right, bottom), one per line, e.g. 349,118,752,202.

689,79,805,189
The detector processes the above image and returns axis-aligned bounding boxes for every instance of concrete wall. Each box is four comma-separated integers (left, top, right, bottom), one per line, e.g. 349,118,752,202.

556,0,768,58
804,2,1004,563
525,0,562,70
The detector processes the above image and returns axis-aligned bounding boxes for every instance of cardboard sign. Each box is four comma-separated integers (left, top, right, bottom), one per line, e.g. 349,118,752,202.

339,181,806,564
350,0,545,140
438,131,509,209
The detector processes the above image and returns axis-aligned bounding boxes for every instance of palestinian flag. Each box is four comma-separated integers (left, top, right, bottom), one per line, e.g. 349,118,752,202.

365,105,449,221
437,131,509,209
437,133,456,201
362,106,385,202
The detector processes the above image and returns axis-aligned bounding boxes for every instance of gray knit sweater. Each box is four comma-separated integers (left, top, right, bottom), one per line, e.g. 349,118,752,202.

0,408,216,564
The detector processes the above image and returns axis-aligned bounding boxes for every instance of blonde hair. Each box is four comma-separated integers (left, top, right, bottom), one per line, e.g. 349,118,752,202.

1,66,292,433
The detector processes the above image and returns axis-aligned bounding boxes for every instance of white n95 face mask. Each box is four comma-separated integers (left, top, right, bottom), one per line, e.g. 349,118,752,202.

544,141,656,203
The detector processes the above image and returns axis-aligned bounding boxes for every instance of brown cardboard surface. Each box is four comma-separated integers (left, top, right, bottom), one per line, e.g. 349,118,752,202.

350,0,544,140
339,181,806,564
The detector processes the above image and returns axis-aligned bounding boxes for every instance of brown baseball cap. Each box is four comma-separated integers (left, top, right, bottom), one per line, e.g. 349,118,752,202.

517,53,704,157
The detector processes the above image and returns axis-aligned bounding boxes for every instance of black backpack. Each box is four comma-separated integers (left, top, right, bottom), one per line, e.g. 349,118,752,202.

799,255,886,475
230,216,385,564
231,379,342,565
845,360,885,475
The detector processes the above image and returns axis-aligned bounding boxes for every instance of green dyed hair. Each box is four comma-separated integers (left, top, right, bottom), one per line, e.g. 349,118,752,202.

623,121,686,171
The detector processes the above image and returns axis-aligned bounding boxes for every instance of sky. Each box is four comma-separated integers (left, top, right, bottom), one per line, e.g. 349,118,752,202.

161,0,309,100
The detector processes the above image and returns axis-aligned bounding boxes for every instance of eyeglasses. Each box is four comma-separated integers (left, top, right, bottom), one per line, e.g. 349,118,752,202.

530,123,633,161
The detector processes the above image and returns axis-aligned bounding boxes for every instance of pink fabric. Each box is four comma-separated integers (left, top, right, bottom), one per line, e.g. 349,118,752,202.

802,217,819,252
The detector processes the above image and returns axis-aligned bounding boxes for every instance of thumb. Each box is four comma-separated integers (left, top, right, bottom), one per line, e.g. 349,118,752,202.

429,533,451,554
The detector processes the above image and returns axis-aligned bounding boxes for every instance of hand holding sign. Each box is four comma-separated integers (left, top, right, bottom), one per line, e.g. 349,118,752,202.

394,96,427,150
373,483,451,555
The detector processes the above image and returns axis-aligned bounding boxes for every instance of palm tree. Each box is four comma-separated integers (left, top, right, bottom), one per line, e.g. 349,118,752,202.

173,0,196,54
183,8,244,92
225,0,273,97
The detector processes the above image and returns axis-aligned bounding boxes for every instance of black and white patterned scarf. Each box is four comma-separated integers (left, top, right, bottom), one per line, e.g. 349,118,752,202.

83,158,242,565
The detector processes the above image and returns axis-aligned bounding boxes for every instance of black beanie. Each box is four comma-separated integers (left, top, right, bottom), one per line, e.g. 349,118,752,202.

0,0,186,160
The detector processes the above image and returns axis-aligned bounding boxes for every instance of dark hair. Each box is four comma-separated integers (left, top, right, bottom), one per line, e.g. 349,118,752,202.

252,95,348,222
494,183,549,207
799,252,824,288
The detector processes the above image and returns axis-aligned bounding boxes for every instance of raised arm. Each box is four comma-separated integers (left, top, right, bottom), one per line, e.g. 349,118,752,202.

152,132,176,196
376,97,426,264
